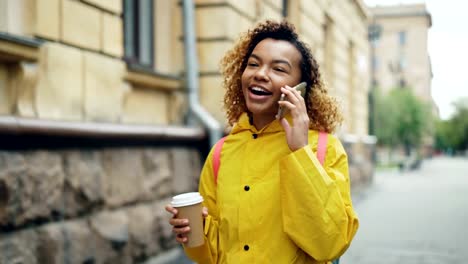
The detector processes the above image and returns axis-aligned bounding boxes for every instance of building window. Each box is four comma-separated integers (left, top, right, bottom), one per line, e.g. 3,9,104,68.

372,56,379,71
398,55,407,71
282,0,289,17
124,0,154,69
368,23,382,46
398,31,406,46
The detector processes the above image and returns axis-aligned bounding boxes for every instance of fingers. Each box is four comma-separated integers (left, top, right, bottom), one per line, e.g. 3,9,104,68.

169,217,189,227
165,205,178,216
173,224,191,236
166,204,190,244
202,207,209,218
176,234,188,243
169,216,190,244
281,86,305,103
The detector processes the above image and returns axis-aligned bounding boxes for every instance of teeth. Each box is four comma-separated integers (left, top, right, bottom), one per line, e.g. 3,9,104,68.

251,87,267,92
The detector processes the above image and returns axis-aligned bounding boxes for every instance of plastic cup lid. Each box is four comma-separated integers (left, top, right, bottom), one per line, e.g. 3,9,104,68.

171,192,203,207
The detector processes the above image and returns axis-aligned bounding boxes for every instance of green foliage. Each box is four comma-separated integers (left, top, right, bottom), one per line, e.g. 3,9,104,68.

373,87,432,153
435,98,468,152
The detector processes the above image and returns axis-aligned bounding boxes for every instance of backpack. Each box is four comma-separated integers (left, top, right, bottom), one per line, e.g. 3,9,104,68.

210,132,340,264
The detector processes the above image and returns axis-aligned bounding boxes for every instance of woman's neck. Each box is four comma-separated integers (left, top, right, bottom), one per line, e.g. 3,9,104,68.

250,113,276,130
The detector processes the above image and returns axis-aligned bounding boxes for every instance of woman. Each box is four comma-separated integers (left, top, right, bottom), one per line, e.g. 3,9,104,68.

166,20,359,263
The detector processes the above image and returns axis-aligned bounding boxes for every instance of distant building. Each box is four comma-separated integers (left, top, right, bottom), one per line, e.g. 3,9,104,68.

369,3,436,159
369,4,435,109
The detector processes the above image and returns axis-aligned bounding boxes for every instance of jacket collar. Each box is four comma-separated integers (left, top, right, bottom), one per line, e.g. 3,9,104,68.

231,112,292,135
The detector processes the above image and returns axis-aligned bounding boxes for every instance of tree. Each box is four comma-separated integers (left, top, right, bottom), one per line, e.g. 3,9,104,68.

374,87,432,156
435,98,468,153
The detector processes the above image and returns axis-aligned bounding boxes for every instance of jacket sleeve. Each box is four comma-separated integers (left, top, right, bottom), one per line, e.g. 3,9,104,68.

183,148,219,264
279,134,359,261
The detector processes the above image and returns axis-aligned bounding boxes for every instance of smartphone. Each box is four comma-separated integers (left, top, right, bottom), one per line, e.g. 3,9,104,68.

276,82,307,119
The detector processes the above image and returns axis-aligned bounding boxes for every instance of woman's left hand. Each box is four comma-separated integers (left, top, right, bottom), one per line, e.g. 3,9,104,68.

277,85,309,152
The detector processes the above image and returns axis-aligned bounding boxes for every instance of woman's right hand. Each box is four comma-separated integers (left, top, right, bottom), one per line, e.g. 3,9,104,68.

165,205,208,244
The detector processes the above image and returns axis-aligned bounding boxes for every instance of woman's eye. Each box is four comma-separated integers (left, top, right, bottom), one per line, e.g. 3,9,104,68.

274,67,285,72
248,62,258,67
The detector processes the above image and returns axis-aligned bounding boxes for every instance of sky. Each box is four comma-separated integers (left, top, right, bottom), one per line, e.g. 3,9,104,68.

364,0,468,119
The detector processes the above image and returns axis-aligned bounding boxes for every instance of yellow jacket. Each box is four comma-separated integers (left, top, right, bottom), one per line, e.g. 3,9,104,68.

185,113,359,263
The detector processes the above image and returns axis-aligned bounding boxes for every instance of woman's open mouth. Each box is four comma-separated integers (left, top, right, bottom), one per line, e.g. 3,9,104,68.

249,87,273,97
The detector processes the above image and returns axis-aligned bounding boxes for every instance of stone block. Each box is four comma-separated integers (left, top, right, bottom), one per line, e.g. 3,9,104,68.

101,149,145,207
35,0,60,40
82,0,123,14
199,75,226,125
153,200,178,249
168,91,188,125
196,0,256,19
122,87,170,125
0,64,12,114
83,52,125,122
36,43,83,120
197,4,253,40
196,6,229,39
126,204,161,259
89,211,132,263
0,151,64,227
62,150,106,216
9,62,38,117
37,219,128,264
171,148,202,194
90,210,129,245
300,0,324,25
0,0,35,36
198,41,231,73
230,0,256,19
102,13,123,57
141,149,172,200
0,229,39,264
155,0,173,74
62,0,101,51
266,0,283,10
0,1,6,31
258,2,282,22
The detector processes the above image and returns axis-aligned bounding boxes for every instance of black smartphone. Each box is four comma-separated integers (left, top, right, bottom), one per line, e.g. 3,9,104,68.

276,82,307,119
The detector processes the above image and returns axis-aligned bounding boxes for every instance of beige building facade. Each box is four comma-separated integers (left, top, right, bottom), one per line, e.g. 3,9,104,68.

0,0,372,139
197,0,371,137
370,4,433,104
0,0,374,262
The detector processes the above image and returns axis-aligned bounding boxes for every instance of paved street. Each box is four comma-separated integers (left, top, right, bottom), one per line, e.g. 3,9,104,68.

342,157,468,264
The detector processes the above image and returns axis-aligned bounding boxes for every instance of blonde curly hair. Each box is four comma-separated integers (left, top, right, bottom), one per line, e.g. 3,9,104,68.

220,20,343,133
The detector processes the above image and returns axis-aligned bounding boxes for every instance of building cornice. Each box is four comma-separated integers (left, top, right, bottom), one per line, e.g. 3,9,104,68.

0,33,42,62
353,0,371,20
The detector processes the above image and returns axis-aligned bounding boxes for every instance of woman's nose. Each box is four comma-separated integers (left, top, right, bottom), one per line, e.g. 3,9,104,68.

254,66,269,81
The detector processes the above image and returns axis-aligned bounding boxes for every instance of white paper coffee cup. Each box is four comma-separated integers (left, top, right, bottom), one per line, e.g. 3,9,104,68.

171,192,204,248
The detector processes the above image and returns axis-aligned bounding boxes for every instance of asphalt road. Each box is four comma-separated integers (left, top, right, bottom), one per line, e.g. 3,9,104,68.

342,156,468,264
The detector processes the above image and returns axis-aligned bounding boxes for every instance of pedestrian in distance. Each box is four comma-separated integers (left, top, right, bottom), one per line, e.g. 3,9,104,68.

166,20,359,264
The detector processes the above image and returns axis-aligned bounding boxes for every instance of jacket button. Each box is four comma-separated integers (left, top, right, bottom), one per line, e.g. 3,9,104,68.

252,134,258,139
244,245,249,251
244,185,250,191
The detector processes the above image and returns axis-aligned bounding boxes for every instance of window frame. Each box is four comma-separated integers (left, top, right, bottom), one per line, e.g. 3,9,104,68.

123,0,154,70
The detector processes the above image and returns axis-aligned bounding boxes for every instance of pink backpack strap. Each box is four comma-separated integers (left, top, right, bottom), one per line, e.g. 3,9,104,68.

317,131,328,166
212,136,226,185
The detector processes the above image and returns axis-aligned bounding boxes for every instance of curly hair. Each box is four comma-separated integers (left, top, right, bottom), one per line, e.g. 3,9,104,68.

220,20,343,133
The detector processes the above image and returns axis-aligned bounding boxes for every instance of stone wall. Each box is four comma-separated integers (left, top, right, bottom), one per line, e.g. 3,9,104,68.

0,147,202,264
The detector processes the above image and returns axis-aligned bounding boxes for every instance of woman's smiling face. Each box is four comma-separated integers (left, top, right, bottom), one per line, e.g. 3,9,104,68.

241,38,302,125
